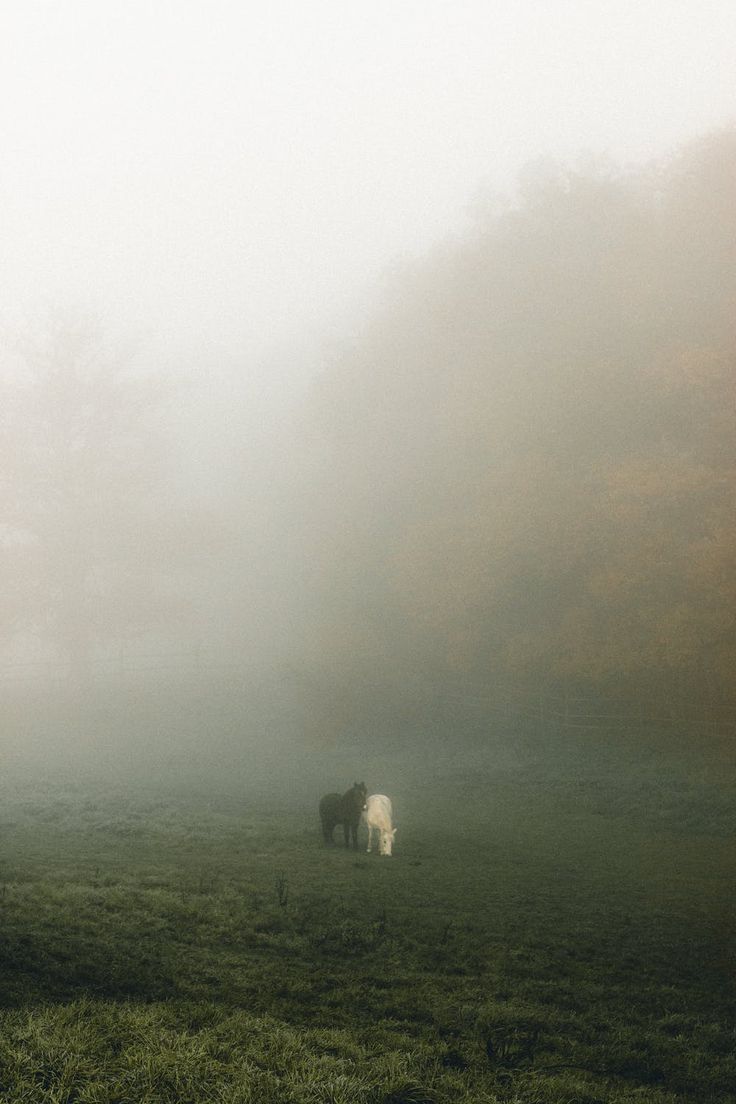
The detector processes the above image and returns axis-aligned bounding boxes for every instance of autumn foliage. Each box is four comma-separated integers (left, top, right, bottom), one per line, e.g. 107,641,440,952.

295,130,736,719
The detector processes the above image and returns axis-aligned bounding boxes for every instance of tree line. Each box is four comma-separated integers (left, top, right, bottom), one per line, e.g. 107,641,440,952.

2,129,734,746
290,129,736,733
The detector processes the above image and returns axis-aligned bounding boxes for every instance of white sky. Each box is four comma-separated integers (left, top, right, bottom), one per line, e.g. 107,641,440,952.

1,0,735,377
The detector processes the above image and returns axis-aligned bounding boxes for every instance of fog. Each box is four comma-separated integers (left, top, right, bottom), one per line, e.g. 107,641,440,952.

4,2,736,355
2,1,736,788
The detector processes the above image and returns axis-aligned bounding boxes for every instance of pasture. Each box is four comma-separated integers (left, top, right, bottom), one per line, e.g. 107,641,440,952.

0,739,734,1103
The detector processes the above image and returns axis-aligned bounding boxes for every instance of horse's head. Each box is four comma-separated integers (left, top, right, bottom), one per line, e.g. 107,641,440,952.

379,827,397,857
352,780,368,811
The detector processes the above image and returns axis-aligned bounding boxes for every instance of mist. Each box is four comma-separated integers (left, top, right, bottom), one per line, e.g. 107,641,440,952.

1,1,735,790
4,9,736,1100
2,129,734,797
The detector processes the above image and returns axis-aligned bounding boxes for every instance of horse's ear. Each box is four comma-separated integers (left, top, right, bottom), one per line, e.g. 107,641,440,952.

353,780,358,787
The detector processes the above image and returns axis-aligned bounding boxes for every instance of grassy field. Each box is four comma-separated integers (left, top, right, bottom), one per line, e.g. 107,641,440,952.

0,739,734,1103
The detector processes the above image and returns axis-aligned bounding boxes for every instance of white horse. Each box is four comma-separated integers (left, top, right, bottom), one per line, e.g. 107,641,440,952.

363,794,396,856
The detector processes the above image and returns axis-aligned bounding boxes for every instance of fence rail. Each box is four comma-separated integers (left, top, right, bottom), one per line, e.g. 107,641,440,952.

0,646,257,684
2,650,735,737
437,679,736,737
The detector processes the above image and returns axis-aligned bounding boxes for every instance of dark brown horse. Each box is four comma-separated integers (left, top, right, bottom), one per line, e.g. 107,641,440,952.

319,781,367,849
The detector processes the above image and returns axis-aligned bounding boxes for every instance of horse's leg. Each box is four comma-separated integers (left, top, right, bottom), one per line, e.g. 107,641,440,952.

343,820,350,847
366,823,372,852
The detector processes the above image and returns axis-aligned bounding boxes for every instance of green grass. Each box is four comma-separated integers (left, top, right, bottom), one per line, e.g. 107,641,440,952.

0,748,734,1102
